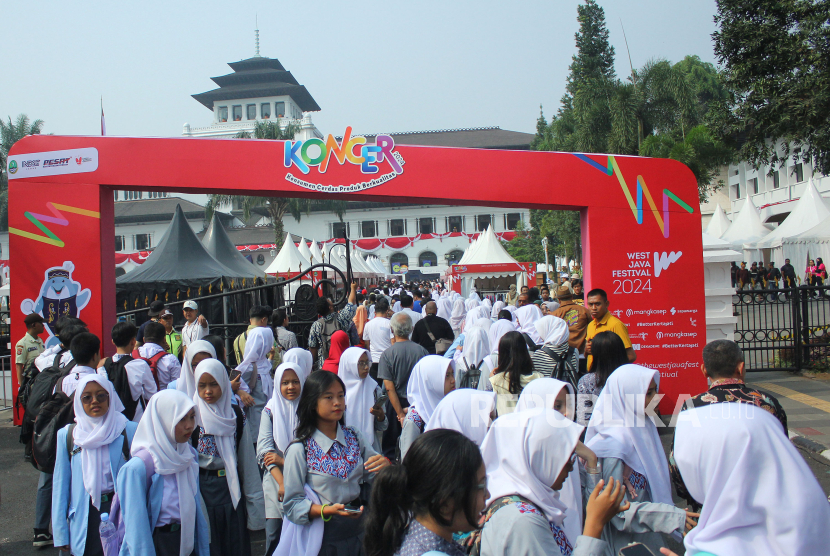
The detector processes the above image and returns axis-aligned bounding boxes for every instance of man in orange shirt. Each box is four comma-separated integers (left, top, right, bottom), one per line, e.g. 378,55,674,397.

585,288,636,369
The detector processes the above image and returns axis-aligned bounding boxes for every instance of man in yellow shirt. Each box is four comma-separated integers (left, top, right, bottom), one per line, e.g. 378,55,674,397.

585,288,636,369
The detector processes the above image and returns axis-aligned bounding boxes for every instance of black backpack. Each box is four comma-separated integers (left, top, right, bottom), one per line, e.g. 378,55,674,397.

20,352,75,447
460,357,482,390
316,317,346,367
540,345,578,389
15,357,43,416
190,404,245,452
521,332,539,352
31,381,75,473
102,356,142,421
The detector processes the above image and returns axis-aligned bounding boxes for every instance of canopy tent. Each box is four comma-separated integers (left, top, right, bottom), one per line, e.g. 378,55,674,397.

367,256,386,276
704,204,731,239
719,195,770,262
308,239,325,264
201,214,267,279
116,204,250,323
781,215,830,268
445,226,533,296
265,234,310,276
746,180,830,265
297,237,316,264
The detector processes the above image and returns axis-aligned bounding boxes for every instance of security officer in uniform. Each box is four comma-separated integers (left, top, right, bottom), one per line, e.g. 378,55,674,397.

159,309,183,361
16,313,45,385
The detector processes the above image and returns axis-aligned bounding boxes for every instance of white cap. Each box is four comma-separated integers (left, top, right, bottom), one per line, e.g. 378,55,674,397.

183,300,198,310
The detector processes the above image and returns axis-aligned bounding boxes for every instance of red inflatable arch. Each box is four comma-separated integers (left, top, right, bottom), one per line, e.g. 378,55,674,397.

7,133,707,418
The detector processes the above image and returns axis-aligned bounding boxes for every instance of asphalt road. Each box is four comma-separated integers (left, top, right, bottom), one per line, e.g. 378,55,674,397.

1,413,828,555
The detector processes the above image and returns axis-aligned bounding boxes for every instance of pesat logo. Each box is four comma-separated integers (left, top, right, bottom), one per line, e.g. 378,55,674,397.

283,126,406,194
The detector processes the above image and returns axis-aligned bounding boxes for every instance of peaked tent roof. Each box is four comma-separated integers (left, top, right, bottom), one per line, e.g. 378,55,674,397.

117,205,241,283
704,204,731,239
265,234,310,275
460,226,519,265
202,214,267,278
719,195,770,249
458,232,483,265
308,239,325,264
297,237,315,264
749,179,830,249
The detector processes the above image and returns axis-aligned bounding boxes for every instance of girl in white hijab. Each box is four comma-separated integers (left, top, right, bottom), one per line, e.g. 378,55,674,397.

490,300,505,319
400,355,456,459
477,409,624,556
455,327,493,390
193,359,263,556
425,388,496,446
463,306,490,333
256,362,306,556
515,378,600,548
118,389,208,556
584,365,690,555
175,339,216,398
53,375,136,555
514,302,543,345
450,299,467,336
436,297,453,321
282,348,313,381
673,403,830,556
464,297,480,312
339,347,387,452
530,316,579,382
235,326,274,439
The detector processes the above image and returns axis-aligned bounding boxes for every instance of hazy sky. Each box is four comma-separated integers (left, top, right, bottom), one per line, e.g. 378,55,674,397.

3,1,720,139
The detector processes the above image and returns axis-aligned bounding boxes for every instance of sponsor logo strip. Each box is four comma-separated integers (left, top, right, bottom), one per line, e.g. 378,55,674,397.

7,147,98,179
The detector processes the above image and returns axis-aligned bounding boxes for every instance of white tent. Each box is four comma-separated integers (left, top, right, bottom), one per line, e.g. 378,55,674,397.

461,226,518,265
367,256,386,276
719,195,770,262
781,216,830,268
308,239,325,264
458,231,483,265
297,237,315,265
265,235,310,275
704,204,731,239
450,227,528,296
746,180,830,266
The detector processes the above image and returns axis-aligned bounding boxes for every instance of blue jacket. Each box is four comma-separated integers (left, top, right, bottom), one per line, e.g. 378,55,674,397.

52,422,138,555
116,446,210,555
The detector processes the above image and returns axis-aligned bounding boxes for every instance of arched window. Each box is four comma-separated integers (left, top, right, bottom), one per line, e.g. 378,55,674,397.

419,251,437,268
446,250,464,265
390,253,408,273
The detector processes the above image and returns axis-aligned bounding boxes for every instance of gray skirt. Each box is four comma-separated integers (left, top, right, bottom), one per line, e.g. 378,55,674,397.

200,471,251,556
318,514,365,556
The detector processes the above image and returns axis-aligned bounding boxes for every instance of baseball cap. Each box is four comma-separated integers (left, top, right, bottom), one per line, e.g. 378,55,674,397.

159,309,173,319
183,300,198,310
147,300,165,317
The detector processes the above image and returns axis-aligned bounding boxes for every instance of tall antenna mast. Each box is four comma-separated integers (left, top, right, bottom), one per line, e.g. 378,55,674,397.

255,15,260,57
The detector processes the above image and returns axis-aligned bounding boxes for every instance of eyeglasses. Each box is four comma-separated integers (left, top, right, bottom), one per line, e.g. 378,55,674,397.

357,360,371,368
80,392,110,405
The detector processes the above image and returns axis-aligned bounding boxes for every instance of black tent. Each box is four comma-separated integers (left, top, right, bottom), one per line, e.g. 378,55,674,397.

201,214,267,279
116,205,249,325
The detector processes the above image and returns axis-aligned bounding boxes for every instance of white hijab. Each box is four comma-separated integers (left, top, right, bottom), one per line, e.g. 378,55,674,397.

192,359,241,508
237,327,275,398
450,299,467,331
464,297,480,311
72,374,129,510
676,403,830,556
535,315,570,346
339,347,376,441
178,340,216,399
482,409,582,526
436,297,453,321
490,300,505,318
584,365,672,504
464,306,490,332
488,319,516,356
457,328,492,384
515,304,543,344
481,298,492,312
406,355,451,424
131,390,199,556
425,389,496,446
282,348,313,381
515,378,581,544
267,362,306,454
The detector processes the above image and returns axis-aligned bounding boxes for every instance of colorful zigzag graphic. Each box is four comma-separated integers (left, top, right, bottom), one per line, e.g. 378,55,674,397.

9,202,100,247
574,154,694,238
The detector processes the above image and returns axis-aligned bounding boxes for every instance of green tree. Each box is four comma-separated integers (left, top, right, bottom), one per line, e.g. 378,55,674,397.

206,121,346,242
0,115,45,231
504,222,546,264
710,0,830,175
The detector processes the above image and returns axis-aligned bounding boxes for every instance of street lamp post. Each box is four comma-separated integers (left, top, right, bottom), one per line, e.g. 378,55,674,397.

541,237,549,282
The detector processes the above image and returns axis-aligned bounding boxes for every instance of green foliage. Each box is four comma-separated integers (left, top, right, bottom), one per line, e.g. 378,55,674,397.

208,122,345,243
0,114,45,231
566,0,616,98
504,222,546,264
710,0,830,175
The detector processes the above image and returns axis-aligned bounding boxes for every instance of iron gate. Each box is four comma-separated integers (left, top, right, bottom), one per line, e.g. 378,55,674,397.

733,284,830,371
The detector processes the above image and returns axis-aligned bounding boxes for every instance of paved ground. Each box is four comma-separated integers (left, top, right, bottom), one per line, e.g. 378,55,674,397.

1,373,829,555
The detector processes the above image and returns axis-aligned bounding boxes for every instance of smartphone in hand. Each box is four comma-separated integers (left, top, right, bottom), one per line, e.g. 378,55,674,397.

618,543,655,556
229,369,242,381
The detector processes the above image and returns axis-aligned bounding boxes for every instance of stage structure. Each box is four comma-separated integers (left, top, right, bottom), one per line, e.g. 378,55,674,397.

7,132,706,416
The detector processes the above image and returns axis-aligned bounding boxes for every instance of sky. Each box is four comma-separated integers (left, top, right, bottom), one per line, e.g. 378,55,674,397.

2,1,720,139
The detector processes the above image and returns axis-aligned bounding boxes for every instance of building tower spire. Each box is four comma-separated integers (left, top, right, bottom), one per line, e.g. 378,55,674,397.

255,16,260,57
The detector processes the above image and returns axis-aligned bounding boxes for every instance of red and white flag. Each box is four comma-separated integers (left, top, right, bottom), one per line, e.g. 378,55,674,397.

101,97,106,136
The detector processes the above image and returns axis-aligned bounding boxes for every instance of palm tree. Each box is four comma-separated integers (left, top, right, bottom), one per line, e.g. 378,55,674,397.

0,114,45,230
206,121,346,243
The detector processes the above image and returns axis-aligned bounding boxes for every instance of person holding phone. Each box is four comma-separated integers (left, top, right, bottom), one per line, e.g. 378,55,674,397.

339,347,388,453
281,371,390,555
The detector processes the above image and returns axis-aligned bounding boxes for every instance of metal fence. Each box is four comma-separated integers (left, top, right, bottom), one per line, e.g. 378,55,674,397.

733,284,830,371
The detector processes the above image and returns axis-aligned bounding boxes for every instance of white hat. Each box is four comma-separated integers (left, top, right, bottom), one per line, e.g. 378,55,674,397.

183,300,198,310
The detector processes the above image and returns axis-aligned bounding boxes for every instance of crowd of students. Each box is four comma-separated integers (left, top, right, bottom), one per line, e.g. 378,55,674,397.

16,279,830,556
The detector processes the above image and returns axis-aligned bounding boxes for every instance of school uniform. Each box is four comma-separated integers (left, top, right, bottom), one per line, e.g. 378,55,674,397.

399,356,451,461
138,343,181,390
236,328,275,440
57,365,100,396
340,347,389,454
117,390,209,556
52,375,138,556
283,424,380,555
109,353,157,422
